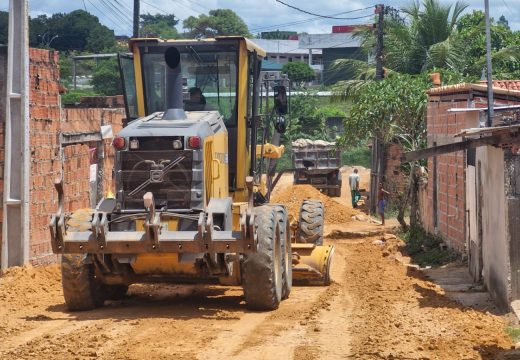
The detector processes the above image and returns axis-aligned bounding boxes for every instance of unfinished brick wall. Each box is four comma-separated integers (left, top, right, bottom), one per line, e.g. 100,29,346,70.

422,88,520,253
0,48,125,266
423,98,467,252
61,107,124,208
383,143,407,202
28,49,62,265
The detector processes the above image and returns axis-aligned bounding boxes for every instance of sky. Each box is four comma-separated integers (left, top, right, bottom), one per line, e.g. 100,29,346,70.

1,0,518,36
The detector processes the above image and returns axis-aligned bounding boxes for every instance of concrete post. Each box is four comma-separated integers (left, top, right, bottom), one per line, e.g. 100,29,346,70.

2,0,30,269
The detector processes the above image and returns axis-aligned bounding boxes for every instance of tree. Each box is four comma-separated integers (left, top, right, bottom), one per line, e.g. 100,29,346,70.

91,59,122,96
140,13,179,38
183,9,251,38
26,10,115,52
498,15,510,30
281,62,315,87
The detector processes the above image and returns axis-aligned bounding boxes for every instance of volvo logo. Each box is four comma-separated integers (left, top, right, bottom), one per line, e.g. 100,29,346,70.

150,170,164,183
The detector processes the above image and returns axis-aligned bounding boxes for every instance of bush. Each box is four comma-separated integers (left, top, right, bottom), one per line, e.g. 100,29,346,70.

400,226,458,267
341,146,371,168
61,89,98,106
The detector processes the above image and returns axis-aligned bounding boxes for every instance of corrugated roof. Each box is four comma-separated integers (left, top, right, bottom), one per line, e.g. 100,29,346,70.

427,82,520,97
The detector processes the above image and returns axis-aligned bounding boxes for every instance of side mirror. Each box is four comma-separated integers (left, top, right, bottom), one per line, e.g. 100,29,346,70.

273,85,288,115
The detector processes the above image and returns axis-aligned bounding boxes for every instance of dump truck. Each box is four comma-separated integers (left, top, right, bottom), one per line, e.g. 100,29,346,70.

49,37,334,311
292,139,342,197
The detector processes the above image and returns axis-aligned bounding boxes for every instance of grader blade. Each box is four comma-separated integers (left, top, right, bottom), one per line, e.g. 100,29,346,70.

292,243,334,286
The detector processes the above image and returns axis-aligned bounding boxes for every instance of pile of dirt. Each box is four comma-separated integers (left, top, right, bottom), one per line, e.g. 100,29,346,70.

343,236,513,359
271,184,360,224
0,264,61,308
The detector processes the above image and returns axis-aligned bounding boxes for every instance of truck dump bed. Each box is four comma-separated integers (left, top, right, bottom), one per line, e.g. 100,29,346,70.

291,139,341,196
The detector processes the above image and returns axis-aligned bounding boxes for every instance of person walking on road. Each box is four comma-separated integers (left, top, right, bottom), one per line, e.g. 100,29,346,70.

377,182,390,226
349,168,360,208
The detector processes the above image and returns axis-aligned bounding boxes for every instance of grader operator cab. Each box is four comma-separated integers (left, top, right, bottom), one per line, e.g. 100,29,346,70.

49,37,334,311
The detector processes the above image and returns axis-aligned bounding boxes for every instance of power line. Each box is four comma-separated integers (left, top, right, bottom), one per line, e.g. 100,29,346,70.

86,0,130,33
274,1,375,20
250,11,370,33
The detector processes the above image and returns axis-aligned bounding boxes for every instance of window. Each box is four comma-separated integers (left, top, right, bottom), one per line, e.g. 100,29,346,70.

141,43,239,126
118,54,138,120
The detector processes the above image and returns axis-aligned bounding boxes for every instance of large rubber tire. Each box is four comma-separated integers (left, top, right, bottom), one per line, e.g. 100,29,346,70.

242,206,283,311
298,200,324,245
61,209,104,311
62,254,105,311
274,205,292,300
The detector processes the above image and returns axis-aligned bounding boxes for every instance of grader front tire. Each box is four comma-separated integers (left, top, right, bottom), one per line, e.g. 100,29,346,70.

61,209,104,311
62,254,105,311
298,200,324,245
242,206,284,311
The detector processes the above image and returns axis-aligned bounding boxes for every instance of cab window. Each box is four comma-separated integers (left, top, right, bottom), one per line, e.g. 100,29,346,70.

140,43,239,126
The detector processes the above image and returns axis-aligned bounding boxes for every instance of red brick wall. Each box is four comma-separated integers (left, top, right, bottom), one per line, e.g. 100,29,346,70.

383,143,407,202
423,92,520,252
424,98,468,251
28,49,61,265
0,48,125,266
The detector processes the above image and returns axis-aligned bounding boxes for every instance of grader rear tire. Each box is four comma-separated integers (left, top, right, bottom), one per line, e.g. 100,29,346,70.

61,209,104,311
298,200,324,245
274,205,292,300
242,206,283,310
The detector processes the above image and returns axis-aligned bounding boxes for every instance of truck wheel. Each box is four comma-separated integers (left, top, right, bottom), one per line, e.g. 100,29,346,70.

242,206,283,310
274,205,292,300
298,200,324,245
62,254,105,311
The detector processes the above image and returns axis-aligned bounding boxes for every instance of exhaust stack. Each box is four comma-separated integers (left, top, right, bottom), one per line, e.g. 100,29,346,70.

162,47,186,120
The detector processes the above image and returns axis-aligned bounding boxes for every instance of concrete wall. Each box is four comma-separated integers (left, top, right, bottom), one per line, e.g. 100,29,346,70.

478,146,510,309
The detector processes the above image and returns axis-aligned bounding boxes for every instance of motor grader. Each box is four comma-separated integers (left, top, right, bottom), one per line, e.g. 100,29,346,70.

49,37,334,311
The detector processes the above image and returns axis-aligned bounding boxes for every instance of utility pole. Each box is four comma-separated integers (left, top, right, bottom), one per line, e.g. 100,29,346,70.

375,4,385,81
133,0,140,38
484,0,494,127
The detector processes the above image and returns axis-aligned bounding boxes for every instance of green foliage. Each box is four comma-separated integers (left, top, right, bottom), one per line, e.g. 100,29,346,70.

183,9,251,38
91,59,122,96
287,93,347,142
281,62,315,86
506,327,520,342
26,10,115,52
61,89,98,106
400,226,458,267
454,11,520,79
340,73,430,147
341,146,371,168
140,13,179,38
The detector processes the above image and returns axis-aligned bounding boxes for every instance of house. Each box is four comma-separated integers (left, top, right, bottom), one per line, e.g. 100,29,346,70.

417,80,520,310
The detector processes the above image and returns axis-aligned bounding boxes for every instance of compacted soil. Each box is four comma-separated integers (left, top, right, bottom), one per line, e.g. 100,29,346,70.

0,182,514,359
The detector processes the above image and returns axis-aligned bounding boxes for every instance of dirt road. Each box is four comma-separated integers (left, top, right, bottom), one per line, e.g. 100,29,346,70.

0,183,515,359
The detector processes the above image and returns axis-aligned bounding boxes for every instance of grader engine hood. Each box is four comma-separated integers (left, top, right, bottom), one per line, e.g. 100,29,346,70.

114,111,225,212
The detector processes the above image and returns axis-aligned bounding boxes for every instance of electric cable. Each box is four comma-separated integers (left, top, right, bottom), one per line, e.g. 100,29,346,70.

274,1,375,20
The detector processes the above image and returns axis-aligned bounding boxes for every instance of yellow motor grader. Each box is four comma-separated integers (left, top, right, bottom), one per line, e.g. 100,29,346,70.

49,37,334,311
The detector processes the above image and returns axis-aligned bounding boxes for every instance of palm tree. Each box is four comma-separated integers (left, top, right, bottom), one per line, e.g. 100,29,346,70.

386,0,468,73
